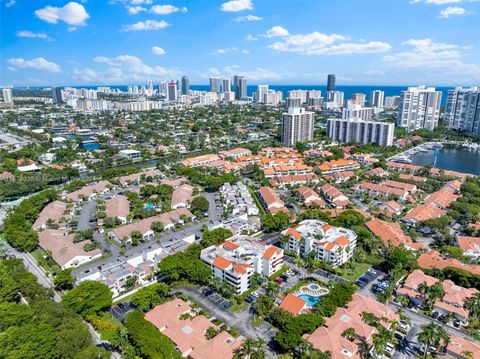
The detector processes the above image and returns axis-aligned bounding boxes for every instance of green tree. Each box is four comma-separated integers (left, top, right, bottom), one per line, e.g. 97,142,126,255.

131,283,170,312
417,321,448,359
62,281,112,317
191,196,209,214
201,228,233,247
54,269,74,290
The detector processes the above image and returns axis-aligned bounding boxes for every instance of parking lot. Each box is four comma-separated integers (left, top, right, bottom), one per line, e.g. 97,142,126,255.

200,287,233,310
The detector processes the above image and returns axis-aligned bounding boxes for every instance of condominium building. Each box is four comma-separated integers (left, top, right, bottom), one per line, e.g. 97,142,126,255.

255,85,268,103
370,90,384,109
283,220,357,267
342,102,373,121
397,86,442,131
181,75,190,95
167,81,178,101
326,91,344,108
222,78,231,93
281,107,314,146
445,87,480,133
52,86,63,104
385,95,400,110
233,75,247,100
200,235,284,294
327,118,394,146
327,74,335,92
351,93,367,106
2,88,13,104
264,90,283,105
209,77,221,93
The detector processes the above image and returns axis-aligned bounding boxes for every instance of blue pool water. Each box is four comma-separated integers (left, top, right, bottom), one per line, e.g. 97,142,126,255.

298,294,321,308
144,203,155,210
309,284,320,290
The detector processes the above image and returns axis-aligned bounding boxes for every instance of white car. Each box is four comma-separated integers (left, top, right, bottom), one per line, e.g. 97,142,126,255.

398,321,409,331
385,342,395,354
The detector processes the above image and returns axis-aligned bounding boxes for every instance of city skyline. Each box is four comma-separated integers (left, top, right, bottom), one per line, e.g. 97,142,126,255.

2,0,480,87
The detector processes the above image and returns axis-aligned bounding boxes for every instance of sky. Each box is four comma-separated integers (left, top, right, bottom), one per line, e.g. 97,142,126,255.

1,0,480,87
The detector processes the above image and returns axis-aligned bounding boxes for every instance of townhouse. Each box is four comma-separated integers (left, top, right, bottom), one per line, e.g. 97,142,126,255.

269,173,319,188
297,186,326,208
443,179,462,194
402,204,447,225
220,182,259,216
346,153,379,167
200,235,284,294
105,195,130,224
218,147,252,160
33,200,72,230
181,154,223,168
445,335,480,359
418,251,480,276
109,208,195,244
366,167,390,178
318,159,361,174
386,161,423,173
398,173,427,183
456,236,480,259
171,184,194,209
118,168,163,187
429,168,472,181
320,184,350,208
377,200,403,217
353,182,408,201
304,149,333,158
424,189,459,209
331,170,356,184
366,218,423,250
283,220,357,267
257,186,289,214
304,293,398,358
64,180,113,202
38,229,102,269
145,299,243,359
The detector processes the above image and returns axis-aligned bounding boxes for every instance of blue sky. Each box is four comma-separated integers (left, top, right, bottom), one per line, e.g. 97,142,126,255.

1,0,479,86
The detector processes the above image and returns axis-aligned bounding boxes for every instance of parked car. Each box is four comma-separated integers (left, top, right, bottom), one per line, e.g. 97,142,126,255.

432,311,439,319
274,278,283,284
398,321,409,331
394,333,404,341
454,320,461,328
385,342,395,354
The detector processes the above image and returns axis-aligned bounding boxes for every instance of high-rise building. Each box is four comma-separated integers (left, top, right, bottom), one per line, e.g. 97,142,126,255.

264,90,282,106
445,87,480,133
342,102,373,122
222,78,231,93
384,96,400,110
327,118,394,146
181,76,190,95
397,86,442,131
233,75,247,100
351,93,367,106
147,80,154,95
2,88,13,104
370,90,385,109
52,86,63,104
167,81,178,101
327,74,336,92
326,91,344,108
209,77,221,93
159,81,168,96
281,107,314,146
287,90,307,103
255,85,268,103
286,97,302,108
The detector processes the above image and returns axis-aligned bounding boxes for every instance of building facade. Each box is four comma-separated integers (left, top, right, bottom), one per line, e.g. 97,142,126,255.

445,87,480,133
327,118,394,146
397,86,442,131
281,107,314,146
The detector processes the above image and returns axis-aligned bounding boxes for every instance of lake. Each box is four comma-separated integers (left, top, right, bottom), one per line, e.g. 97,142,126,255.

410,145,480,175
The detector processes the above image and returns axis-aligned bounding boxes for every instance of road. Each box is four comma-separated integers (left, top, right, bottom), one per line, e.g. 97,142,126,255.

78,200,96,231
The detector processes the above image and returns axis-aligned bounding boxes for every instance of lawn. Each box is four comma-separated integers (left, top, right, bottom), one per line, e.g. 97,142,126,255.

252,315,263,328
336,263,371,282
229,300,248,313
31,248,61,274
268,265,289,280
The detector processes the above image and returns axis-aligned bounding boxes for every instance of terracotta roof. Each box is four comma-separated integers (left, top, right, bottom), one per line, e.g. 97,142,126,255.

222,241,240,250
212,256,232,270
457,236,480,255
418,251,480,275
336,236,349,246
403,203,446,222
105,195,129,219
366,219,421,249
263,246,280,260
279,293,306,315
424,189,459,209
286,228,302,241
446,335,480,359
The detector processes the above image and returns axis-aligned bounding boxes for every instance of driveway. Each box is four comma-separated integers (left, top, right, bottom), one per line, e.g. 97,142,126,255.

78,200,96,231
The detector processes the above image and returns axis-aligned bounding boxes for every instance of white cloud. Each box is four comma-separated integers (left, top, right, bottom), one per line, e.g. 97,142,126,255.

5,0,15,8
122,19,170,31
130,0,152,3
264,26,289,38
16,31,51,40
439,6,466,17
383,38,480,80
151,46,166,55
268,30,391,55
206,65,282,82
235,14,262,21
411,0,462,4
246,34,258,41
7,57,61,73
35,2,90,26
221,0,253,12
74,54,181,84
127,5,146,14
150,4,187,15
211,47,250,55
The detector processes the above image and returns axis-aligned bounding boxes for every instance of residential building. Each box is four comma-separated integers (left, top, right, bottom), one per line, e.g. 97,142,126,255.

181,75,190,95
418,251,480,276
105,195,130,224
320,183,350,208
279,293,308,315
445,335,480,359
284,220,357,267
64,180,112,202
445,87,480,133
33,200,72,230
318,159,361,174
2,88,13,104
326,118,395,146
181,154,222,167
52,86,63,104
327,74,335,92
209,77,221,93
167,81,178,101
38,229,102,269
200,235,284,293
385,95,400,110
119,149,141,160
397,86,442,131
342,102,373,121
145,299,243,359
325,90,344,108
424,189,459,209
171,185,194,209
456,236,480,259
297,186,326,208
233,75,247,100
353,182,409,200
219,147,252,160
304,293,398,358
402,204,446,225
257,186,288,213
351,93,367,106
366,218,423,250
220,182,259,216
281,107,314,146
255,85,268,103
370,90,384,109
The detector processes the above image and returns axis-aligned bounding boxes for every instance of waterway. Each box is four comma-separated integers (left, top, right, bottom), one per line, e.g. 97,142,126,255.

410,145,480,175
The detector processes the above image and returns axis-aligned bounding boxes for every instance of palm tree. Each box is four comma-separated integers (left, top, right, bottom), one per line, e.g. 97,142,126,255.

342,328,356,342
358,339,372,359
361,311,377,327
417,281,430,307
427,282,445,311
417,321,448,359
234,337,266,359
466,292,480,319
372,332,387,358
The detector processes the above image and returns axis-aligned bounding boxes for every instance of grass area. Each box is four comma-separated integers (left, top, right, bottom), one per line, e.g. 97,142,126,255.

229,300,248,313
252,315,263,328
336,263,371,282
249,187,267,216
31,248,61,274
269,265,289,280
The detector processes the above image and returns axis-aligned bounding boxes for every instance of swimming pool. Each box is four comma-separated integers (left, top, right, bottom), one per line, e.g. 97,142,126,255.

144,203,155,210
298,294,321,308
